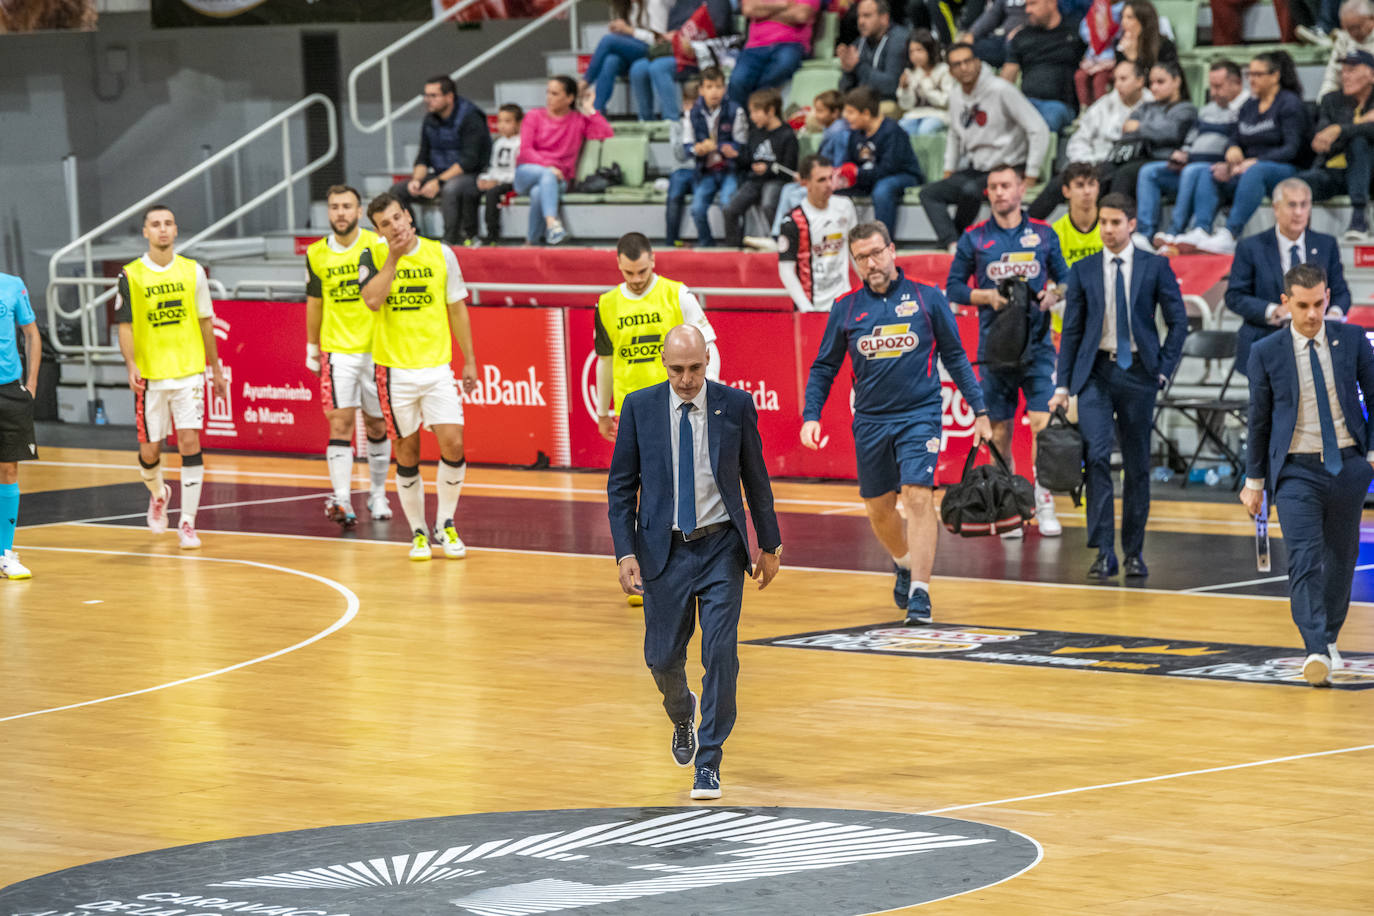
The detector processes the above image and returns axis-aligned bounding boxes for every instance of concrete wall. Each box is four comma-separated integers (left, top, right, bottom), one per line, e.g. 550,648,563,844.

0,10,574,295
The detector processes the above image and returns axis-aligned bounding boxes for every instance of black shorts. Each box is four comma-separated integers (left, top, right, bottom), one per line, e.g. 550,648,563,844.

0,381,37,462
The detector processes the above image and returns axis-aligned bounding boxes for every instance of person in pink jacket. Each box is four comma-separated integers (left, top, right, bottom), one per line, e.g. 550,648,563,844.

515,75,616,244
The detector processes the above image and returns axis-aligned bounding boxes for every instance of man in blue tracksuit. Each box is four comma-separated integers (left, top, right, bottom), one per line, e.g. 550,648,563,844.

945,162,1068,540
802,221,991,625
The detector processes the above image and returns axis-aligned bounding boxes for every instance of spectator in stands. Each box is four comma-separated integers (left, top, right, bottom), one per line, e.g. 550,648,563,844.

1002,0,1086,133
728,0,820,106
724,89,799,247
514,76,615,245
922,42,1051,250
1212,0,1317,43
897,29,954,136
1300,49,1374,239
1052,162,1106,267
776,155,860,310
956,0,1029,69
1319,0,1374,97
1028,57,1150,219
630,0,738,123
1111,1,1175,72
837,86,926,239
665,79,702,246
1074,0,1177,105
1139,59,1247,248
389,76,491,246
477,104,523,245
838,0,912,113
765,89,852,241
685,67,748,246
1107,60,1196,218
1177,51,1310,255
578,0,670,119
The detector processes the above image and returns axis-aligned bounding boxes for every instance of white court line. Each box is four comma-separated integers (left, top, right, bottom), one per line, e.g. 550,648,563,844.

0,546,359,724
1184,562,1374,594
20,490,336,530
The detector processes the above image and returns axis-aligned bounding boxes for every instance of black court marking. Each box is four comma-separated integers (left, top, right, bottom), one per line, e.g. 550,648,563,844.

0,807,1040,915
745,623,1374,689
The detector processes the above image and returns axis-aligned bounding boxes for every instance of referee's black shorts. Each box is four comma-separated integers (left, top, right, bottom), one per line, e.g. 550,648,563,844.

0,381,37,463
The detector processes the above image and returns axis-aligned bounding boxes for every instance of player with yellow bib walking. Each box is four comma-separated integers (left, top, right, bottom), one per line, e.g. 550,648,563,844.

305,184,391,528
115,204,228,550
360,192,477,561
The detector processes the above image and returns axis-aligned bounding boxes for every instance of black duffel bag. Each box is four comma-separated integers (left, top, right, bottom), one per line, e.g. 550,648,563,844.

941,440,1035,537
978,277,1034,372
1035,406,1085,507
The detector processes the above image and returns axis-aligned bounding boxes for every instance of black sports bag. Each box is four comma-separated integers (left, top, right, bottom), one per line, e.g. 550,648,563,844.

940,440,1035,537
1034,407,1085,507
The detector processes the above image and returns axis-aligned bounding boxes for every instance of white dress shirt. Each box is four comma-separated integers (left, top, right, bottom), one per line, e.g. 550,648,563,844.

670,385,730,532
1100,242,1137,355
1278,229,1307,275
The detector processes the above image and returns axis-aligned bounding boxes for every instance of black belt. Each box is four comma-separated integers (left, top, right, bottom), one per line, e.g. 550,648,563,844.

1097,348,1136,362
679,521,731,541
1287,446,1361,464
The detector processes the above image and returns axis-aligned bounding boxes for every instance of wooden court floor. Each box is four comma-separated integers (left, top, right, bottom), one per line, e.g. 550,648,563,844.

3,448,1373,912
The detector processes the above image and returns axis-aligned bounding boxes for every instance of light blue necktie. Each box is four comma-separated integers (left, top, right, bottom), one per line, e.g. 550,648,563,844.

1113,257,1132,370
678,402,697,533
1308,339,1343,477
1290,243,1302,271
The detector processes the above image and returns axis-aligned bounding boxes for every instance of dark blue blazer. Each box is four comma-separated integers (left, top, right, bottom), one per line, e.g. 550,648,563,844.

607,380,781,582
1245,321,1374,491
1057,248,1190,395
1225,228,1349,375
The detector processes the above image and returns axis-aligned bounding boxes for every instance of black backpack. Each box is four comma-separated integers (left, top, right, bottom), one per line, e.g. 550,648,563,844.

978,278,1034,372
1035,407,1085,507
940,440,1036,537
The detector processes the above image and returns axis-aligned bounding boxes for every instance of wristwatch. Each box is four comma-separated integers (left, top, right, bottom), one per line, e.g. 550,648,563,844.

768,544,783,560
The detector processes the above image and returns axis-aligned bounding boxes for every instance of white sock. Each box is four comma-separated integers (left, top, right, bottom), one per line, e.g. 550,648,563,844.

909,579,930,598
1034,482,1050,501
326,439,353,505
366,436,391,497
139,458,165,498
893,552,911,569
396,465,426,535
436,456,465,527
180,459,205,526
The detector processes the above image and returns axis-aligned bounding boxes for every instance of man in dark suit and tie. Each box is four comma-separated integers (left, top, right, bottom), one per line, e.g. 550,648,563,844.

1241,264,1374,687
607,324,782,799
1225,178,1351,377
1049,193,1189,579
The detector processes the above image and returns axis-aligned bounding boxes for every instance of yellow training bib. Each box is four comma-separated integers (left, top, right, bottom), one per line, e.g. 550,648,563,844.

308,228,380,354
368,238,452,370
595,277,688,409
124,255,206,380
1051,214,1104,334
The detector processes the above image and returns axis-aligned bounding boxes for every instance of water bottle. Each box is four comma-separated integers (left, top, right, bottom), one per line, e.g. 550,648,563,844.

1216,463,1235,479
1151,466,1173,483
1204,468,1221,487
93,404,108,425
1187,467,1210,484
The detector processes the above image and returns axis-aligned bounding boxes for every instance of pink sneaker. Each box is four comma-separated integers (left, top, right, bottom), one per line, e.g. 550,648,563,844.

147,485,169,534
178,519,201,550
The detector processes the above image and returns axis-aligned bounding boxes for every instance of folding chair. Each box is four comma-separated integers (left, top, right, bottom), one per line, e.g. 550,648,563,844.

1152,329,1248,490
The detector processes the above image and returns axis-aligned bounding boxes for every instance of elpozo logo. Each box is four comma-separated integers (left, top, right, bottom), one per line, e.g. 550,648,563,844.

986,251,1042,282
856,323,918,360
0,806,1041,915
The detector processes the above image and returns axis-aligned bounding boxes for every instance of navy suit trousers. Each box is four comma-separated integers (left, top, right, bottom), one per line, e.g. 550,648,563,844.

1274,450,1372,655
1080,352,1158,557
641,526,746,770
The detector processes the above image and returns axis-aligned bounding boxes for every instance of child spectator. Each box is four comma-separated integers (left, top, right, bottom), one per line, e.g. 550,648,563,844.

477,104,522,245
724,88,799,248
839,85,925,240
764,89,850,241
665,79,701,246
684,66,748,246
897,29,954,136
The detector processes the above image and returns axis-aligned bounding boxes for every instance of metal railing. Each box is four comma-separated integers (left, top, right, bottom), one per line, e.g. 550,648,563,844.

348,0,584,173
464,282,792,308
47,93,338,409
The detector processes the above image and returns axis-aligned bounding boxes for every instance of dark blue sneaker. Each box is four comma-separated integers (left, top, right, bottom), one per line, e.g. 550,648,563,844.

671,691,698,767
690,764,721,799
893,563,911,610
905,587,932,626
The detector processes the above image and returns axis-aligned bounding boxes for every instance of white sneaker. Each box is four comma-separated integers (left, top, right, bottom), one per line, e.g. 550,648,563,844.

1295,24,1333,46
1152,232,1175,249
147,485,170,534
432,519,467,559
1197,227,1236,255
409,529,432,561
1173,227,1212,252
1034,484,1063,537
368,492,392,519
178,519,201,550
742,235,778,252
1130,232,1153,251
1302,653,1332,686
546,219,567,245
1328,643,1343,671
0,549,32,579
1000,526,1024,540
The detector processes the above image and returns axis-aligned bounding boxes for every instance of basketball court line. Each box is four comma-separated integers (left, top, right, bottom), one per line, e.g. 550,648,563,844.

0,546,360,724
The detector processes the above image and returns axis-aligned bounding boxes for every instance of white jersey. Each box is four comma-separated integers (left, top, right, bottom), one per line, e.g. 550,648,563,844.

777,196,858,312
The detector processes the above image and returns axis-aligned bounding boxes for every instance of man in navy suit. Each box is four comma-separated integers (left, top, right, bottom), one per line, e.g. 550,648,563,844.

607,325,782,800
1049,193,1189,579
1241,264,1374,687
1225,178,1350,377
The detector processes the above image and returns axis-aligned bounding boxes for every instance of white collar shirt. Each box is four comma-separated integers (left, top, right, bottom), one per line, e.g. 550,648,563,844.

670,385,730,532
1289,322,1355,454
1100,243,1137,354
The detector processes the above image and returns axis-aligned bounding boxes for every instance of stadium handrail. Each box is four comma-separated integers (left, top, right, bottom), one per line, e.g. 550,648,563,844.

348,0,586,174
46,94,338,412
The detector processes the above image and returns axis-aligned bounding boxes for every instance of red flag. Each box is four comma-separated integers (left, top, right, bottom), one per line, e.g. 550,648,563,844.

1087,0,1118,56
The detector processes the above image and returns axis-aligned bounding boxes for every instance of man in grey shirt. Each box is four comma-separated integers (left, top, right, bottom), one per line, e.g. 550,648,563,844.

956,0,1028,69
839,0,912,114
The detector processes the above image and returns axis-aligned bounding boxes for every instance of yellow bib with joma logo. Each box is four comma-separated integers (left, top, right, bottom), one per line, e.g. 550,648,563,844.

370,238,451,370
124,255,206,380
309,228,380,354
597,277,687,408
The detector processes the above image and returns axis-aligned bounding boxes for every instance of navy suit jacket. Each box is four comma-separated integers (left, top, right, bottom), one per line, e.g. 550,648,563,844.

1245,321,1374,492
607,380,781,582
1057,248,1190,395
1225,228,1349,375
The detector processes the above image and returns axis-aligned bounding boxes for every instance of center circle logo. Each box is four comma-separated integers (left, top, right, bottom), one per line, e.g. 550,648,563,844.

1,806,1040,914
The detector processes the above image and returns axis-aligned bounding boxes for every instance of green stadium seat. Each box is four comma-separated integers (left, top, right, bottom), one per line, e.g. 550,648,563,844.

798,131,823,159
575,140,603,184
812,12,839,60
600,135,649,187
910,132,947,186
786,65,843,109
1155,0,1199,53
